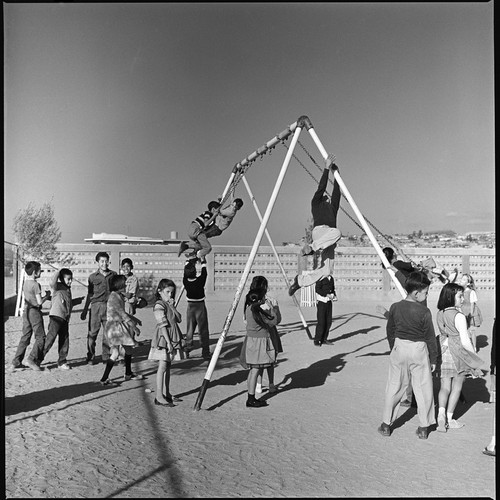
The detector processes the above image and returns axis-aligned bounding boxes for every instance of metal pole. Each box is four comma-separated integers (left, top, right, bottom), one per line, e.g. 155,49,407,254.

241,174,311,337
193,124,304,411
307,127,407,299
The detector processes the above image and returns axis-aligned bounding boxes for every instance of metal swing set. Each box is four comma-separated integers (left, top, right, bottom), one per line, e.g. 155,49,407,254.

192,114,407,411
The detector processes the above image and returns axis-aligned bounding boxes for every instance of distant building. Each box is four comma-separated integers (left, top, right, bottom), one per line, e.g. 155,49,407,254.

84,232,181,245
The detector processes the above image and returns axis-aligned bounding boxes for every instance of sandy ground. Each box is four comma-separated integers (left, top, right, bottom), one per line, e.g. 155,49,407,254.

4,291,496,498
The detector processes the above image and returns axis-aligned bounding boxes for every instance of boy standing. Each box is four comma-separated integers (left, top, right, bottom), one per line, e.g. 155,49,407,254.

12,261,51,371
80,252,117,364
182,258,211,360
378,271,437,440
121,258,139,315
313,274,337,346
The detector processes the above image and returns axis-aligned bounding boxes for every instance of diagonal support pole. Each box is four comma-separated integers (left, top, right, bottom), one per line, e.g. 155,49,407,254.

241,174,312,339
193,123,303,411
306,127,407,299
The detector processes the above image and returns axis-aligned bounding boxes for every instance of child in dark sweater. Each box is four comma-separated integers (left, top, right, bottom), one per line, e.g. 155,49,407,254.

182,259,210,359
313,275,337,346
378,271,437,440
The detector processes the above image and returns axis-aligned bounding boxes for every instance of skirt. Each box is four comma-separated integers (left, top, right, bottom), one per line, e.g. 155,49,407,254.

239,336,276,369
105,320,137,347
440,346,458,378
148,347,185,363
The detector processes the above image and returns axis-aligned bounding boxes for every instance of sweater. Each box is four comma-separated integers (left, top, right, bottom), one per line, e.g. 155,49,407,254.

311,168,341,227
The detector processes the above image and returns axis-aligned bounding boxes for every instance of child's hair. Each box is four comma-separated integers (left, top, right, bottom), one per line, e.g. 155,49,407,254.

184,263,196,279
250,275,268,291
246,287,274,329
24,261,41,276
207,200,221,211
95,251,110,262
437,283,464,311
121,258,133,269
156,279,176,301
404,271,431,294
109,274,127,292
234,198,244,209
58,268,73,285
461,273,476,290
382,247,395,268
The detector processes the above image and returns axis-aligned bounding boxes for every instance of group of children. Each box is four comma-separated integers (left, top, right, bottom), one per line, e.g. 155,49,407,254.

378,268,486,440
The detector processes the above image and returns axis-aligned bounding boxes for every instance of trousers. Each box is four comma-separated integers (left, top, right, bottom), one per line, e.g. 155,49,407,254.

185,301,210,356
382,338,436,428
43,316,69,365
12,306,46,366
87,301,110,361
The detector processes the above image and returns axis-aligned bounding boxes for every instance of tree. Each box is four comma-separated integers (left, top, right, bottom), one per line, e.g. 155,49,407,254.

12,201,62,263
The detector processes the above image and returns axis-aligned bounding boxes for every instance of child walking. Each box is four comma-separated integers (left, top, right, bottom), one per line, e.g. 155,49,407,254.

435,283,484,432
99,275,142,385
12,261,51,371
378,271,438,440
41,268,80,370
148,279,185,406
459,273,481,351
247,276,282,394
240,283,279,408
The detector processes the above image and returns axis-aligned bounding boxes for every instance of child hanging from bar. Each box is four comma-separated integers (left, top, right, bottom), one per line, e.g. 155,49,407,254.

289,153,341,296
178,200,221,262
203,191,244,239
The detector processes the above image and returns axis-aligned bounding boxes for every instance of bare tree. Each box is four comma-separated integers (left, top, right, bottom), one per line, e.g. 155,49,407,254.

12,201,62,263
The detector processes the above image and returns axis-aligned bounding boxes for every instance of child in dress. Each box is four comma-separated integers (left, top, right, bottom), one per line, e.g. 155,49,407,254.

459,273,480,351
435,283,484,432
246,276,282,394
240,283,279,408
148,279,185,406
99,275,142,385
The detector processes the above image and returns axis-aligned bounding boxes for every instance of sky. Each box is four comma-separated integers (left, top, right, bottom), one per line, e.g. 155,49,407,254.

4,2,495,248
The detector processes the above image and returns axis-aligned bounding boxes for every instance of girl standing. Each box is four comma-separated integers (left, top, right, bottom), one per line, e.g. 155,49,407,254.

436,283,484,432
459,273,480,351
240,282,279,408
100,275,142,385
246,276,282,394
148,279,184,406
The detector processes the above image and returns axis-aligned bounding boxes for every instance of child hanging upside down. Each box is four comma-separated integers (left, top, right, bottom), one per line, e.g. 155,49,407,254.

289,153,341,296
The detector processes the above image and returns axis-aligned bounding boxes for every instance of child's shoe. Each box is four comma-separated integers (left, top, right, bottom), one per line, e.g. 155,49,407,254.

437,414,447,433
447,419,465,429
124,372,144,381
377,422,391,437
416,426,429,439
58,363,71,371
178,241,189,256
288,275,300,296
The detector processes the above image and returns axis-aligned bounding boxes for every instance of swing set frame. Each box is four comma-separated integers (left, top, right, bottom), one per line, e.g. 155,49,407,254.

193,115,406,411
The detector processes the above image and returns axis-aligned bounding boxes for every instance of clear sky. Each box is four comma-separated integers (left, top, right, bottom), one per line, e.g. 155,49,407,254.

4,2,494,247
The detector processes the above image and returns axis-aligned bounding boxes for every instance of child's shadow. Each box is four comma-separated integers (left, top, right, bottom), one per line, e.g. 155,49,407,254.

453,376,491,418
267,353,347,396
